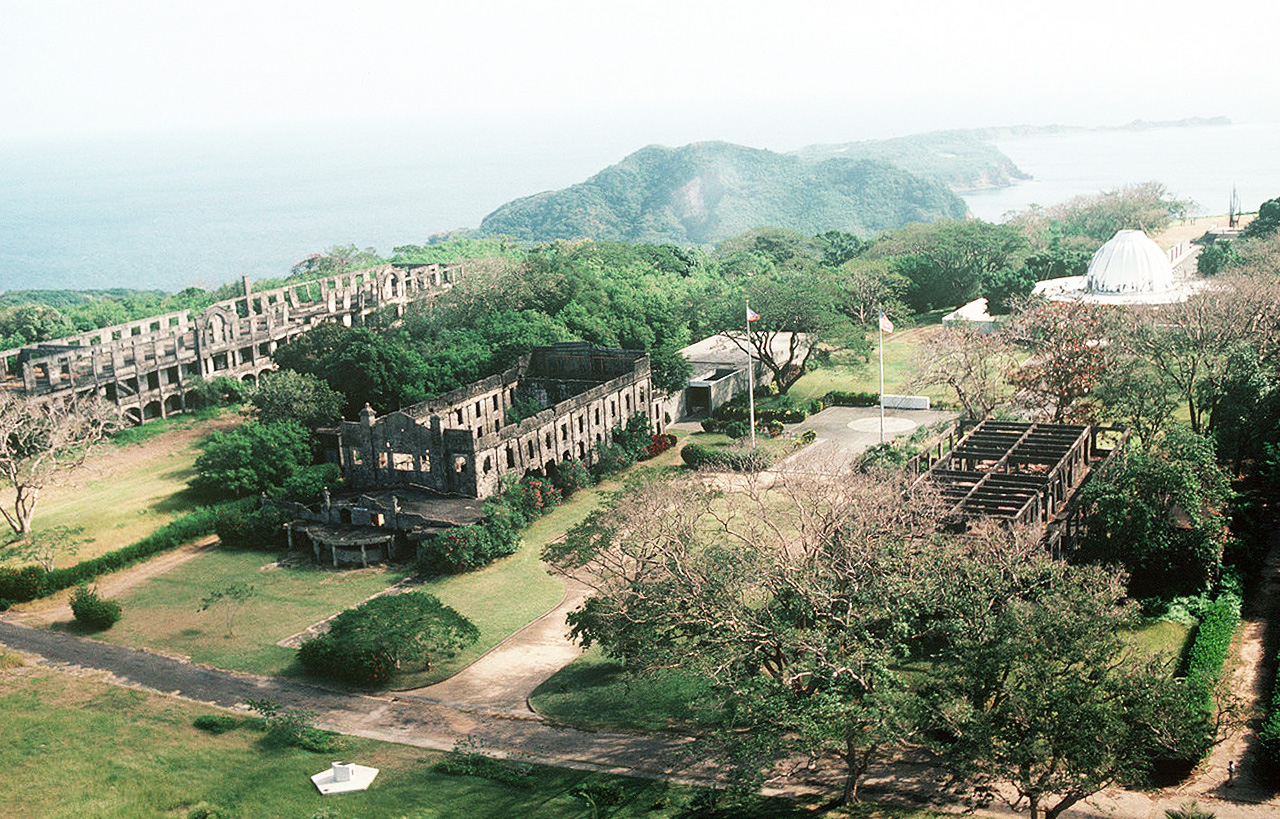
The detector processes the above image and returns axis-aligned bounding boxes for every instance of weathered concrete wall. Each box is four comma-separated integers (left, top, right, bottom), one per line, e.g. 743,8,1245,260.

339,342,654,499
0,262,461,424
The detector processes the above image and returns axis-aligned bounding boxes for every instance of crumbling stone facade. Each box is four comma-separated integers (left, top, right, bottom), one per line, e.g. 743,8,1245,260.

0,263,460,424
338,342,659,499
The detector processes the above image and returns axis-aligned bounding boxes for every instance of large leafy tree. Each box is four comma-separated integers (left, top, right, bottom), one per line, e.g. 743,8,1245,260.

0,393,118,537
548,471,940,803
247,369,344,429
870,220,1030,313
1074,426,1233,599
924,528,1202,819
1006,300,1109,423
298,592,479,686
273,324,429,416
715,270,858,395
909,324,1012,420
191,420,312,499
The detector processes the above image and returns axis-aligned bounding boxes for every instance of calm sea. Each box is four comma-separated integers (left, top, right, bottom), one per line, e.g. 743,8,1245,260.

2,121,1277,293
962,122,1280,221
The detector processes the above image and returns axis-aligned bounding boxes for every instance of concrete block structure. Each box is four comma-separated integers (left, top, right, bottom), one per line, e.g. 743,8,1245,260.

0,263,461,424
338,342,657,499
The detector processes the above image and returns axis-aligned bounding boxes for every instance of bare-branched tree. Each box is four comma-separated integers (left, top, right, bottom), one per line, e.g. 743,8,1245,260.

0,393,119,537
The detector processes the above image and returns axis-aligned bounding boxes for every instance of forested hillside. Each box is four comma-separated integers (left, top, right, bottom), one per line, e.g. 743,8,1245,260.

792,129,1030,191
477,142,967,245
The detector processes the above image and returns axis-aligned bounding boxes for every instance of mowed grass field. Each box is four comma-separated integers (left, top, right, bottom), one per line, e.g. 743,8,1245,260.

3,658,911,819
72,433,690,686
0,410,241,569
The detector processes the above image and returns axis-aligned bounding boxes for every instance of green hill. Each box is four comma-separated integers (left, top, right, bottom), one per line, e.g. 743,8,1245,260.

477,141,968,245
792,130,1030,192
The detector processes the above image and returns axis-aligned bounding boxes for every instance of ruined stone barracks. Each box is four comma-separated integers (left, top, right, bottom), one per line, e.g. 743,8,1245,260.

337,342,660,499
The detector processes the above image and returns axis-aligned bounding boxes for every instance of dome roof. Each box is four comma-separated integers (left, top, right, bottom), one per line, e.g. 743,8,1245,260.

1086,230,1173,294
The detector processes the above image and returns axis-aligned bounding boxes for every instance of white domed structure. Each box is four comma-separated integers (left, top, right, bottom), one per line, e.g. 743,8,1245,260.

1086,229,1174,294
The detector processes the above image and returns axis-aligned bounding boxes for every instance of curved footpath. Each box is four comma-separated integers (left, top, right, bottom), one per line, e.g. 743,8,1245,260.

2,618,1280,818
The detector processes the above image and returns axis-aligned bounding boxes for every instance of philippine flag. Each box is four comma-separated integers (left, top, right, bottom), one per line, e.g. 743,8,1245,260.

878,310,894,334
747,307,760,322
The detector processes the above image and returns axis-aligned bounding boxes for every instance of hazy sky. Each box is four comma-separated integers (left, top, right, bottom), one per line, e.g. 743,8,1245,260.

3,0,1277,149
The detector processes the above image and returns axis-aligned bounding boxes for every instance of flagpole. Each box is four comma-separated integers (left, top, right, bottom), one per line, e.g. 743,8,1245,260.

746,299,756,449
879,311,886,444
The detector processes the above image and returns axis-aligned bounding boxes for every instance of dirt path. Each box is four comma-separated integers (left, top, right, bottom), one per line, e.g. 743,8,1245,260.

1181,528,1280,801
6,536,219,628
404,577,593,712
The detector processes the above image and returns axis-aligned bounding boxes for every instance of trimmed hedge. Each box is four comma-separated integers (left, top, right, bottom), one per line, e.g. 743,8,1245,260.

0,497,255,606
1171,594,1241,763
1180,594,1241,691
822,390,881,407
680,442,771,472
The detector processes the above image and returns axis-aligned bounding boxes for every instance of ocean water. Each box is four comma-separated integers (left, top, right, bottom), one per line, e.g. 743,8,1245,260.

2,121,1277,293
0,124,625,293
961,122,1280,221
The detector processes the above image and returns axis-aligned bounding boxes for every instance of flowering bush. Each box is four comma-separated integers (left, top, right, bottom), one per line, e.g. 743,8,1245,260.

643,433,677,459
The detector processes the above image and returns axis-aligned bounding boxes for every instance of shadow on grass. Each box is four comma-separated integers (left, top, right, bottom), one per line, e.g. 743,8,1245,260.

152,486,205,515
531,652,716,734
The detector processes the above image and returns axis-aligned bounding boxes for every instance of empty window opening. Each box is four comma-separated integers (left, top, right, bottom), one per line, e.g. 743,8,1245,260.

453,455,468,473
392,453,414,471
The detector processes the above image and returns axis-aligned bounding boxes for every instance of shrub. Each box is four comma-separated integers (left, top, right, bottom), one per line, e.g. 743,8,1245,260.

798,430,817,445
434,739,534,788
553,458,592,497
592,442,635,477
418,525,508,575
192,714,238,735
184,802,229,819
823,390,881,407
68,585,122,629
0,565,47,603
723,421,749,440
214,504,290,550
643,433,677,459
679,443,770,472
699,418,720,433
1180,594,1241,698
298,592,479,686
761,419,784,437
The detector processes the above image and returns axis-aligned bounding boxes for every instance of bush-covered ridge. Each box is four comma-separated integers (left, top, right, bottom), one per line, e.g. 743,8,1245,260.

478,141,967,245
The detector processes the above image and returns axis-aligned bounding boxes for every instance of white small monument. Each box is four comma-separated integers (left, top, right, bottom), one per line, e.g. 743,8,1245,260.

311,761,379,795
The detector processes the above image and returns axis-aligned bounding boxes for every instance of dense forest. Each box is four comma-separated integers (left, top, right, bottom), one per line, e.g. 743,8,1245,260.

477,141,968,245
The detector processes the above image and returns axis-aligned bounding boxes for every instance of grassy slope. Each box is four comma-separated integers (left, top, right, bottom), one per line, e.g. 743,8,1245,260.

76,436,690,686
90,551,410,675
4,662,885,819
0,410,238,569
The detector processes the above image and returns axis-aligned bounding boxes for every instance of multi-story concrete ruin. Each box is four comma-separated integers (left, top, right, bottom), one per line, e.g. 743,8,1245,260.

0,263,461,424
337,342,658,499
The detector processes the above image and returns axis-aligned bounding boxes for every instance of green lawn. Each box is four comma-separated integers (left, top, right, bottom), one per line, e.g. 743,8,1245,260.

0,410,237,569
87,550,411,676
1126,618,1194,664
72,435,692,688
786,323,954,406
530,646,716,733
1,662,913,819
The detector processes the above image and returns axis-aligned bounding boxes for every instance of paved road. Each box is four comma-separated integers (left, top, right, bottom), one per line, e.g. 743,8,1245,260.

774,406,955,473
6,618,1280,818
0,619,693,781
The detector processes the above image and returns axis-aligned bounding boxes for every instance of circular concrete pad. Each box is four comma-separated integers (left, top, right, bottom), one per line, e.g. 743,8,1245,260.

847,416,917,434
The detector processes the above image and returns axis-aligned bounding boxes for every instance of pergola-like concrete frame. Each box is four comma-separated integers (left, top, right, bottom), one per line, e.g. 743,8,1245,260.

920,419,1127,529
